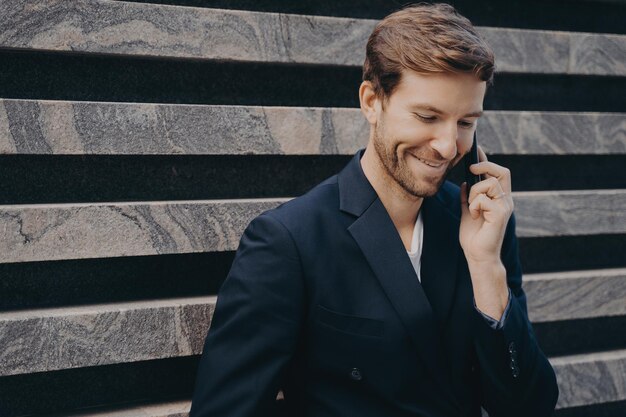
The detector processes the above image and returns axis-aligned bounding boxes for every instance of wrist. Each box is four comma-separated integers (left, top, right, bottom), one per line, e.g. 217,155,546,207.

469,261,509,321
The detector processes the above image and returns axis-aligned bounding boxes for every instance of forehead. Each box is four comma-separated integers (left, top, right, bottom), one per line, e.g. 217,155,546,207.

390,70,486,114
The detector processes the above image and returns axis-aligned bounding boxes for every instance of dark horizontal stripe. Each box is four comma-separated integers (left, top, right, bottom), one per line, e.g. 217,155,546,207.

555,399,626,417
0,357,198,416
0,252,233,312
535,315,626,357
118,0,626,35
1,50,624,112
486,73,626,112
0,50,361,107
0,155,350,205
1,155,624,206
448,155,626,192
519,234,626,273
1,234,624,311
0,327,622,416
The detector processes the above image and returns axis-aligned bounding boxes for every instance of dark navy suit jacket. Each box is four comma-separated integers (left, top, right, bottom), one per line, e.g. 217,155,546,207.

190,149,558,417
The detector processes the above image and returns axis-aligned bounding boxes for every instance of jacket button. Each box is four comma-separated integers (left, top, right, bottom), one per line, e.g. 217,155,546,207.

512,366,520,378
350,368,363,381
508,342,517,354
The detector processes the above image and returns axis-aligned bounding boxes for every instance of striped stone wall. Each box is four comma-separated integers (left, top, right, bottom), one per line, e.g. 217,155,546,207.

0,0,625,415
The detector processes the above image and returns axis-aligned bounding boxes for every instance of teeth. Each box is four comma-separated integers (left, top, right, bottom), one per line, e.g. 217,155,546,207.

417,157,442,167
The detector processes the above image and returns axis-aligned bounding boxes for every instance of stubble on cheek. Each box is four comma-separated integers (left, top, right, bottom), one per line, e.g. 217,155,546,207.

372,121,455,198
399,148,456,197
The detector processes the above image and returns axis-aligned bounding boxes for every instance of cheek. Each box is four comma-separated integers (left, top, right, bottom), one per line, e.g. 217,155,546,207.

449,133,474,166
456,133,474,154
401,119,429,135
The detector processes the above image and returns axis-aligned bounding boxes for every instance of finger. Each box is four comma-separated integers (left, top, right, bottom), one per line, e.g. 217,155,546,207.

468,193,489,219
470,161,509,178
468,177,503,204
469,193,506,220
470,161,512,193
475,146,493,179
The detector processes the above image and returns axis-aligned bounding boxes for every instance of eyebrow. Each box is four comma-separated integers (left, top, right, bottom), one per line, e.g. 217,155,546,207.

409,104,483,118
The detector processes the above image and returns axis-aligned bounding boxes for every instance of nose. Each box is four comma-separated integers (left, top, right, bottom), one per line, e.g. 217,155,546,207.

429,123,459,161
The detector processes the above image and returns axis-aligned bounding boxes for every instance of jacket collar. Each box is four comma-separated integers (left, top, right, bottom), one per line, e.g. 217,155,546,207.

339,148,462,410
338,148,378,217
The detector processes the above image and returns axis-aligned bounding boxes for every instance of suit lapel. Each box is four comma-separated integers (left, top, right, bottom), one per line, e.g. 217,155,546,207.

348,200,450,388
339,150,460,405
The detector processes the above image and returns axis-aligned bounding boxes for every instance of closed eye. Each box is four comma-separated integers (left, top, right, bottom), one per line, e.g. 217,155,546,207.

414,113,436,122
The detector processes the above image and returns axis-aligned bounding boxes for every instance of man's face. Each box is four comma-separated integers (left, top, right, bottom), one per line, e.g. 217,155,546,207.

371,70,486,198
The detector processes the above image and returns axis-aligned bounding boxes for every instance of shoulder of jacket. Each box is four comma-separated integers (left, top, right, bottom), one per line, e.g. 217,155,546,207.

263,174,339,226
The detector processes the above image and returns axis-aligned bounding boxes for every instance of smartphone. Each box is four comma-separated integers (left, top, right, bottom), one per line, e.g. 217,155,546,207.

463,131,482,200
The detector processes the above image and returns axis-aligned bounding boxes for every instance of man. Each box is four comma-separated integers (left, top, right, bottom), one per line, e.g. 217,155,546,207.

190,3,558,416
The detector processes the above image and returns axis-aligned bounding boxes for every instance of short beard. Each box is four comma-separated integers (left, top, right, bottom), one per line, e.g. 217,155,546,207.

372,118,453,198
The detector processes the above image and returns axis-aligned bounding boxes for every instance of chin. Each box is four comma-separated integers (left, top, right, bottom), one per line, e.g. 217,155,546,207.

413,169,452,197
397,177,442,198
403,169,449,198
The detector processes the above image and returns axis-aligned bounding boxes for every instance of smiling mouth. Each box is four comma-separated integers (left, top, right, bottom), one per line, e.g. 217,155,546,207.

409,153,445,168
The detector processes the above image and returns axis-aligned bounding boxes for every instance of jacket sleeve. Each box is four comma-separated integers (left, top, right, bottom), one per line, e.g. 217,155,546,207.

189,212,305,417
472,213,559,417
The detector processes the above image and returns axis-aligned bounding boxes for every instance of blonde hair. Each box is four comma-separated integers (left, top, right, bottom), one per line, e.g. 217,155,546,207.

363,2,495,107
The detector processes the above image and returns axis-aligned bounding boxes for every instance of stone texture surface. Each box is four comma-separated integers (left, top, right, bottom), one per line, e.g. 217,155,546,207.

0,297,216,376
570,32,626,76
483,28,626,76
1,0,624,75
1,100,624,155
1,292,624,411
63,400,190,417
0,0,373,66
551,349,626,408
0,199,285,263
478,110,626,155
1,191,624,263
513,189,626,237
479,27,569,74
525,268,626,323
0,99,369,155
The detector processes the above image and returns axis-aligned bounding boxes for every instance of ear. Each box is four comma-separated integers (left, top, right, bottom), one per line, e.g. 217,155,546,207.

359,81,380,125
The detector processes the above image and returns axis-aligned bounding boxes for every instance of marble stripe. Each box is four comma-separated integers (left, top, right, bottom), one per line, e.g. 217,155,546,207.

0,0,373,66
551,349,626,408
1,191,625,264
0,297,216,376
1,0,624,76
570,32,626,76
0,199,285,263
0,99,370,155
60,400,191,417
478,110,626,155
1,100,624,155
2,293,625,411
513,189,626,238
525,268,626,322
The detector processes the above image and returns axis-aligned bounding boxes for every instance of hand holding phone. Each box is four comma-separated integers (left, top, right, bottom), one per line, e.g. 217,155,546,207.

463,131,483,201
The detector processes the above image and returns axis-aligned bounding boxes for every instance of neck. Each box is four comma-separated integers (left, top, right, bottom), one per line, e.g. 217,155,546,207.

360,146,423,231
